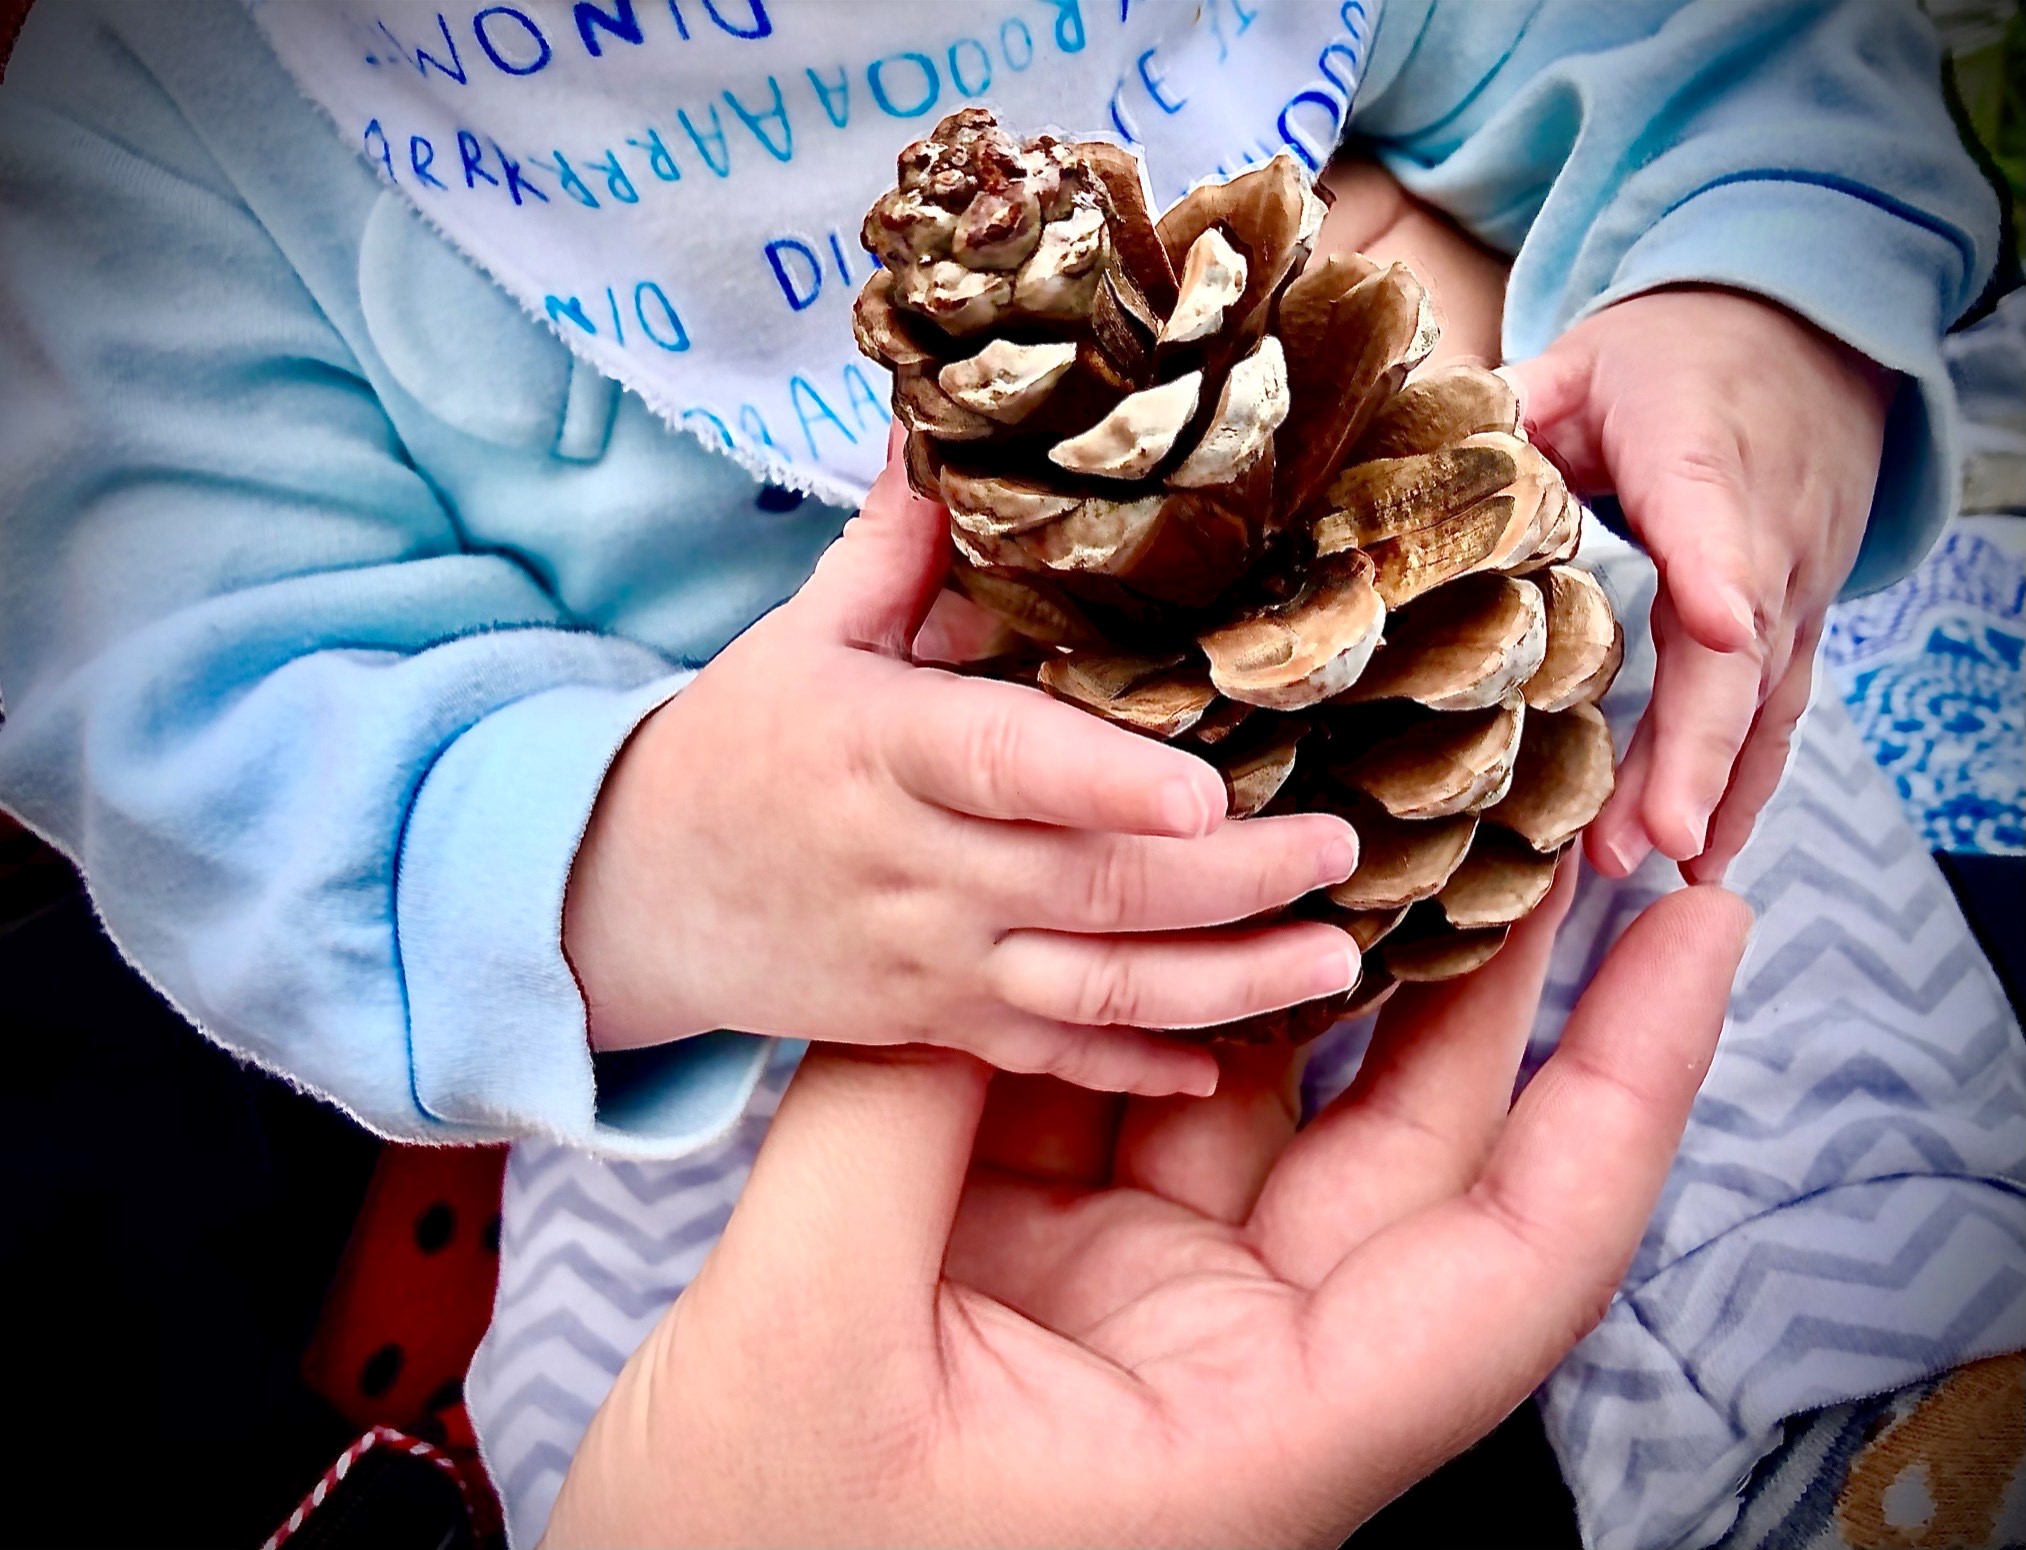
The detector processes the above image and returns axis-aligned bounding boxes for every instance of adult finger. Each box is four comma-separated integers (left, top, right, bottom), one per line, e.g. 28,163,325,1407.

709,1044,989,1337
1110,1042,1308,1223
1302,888,1749,1454
994,813,1358,934
987,921,1359,1031
1622,456,1760,654
885,670,1231,839
1247,862,1575,1286
1683,644,1815,884
948,1046,1308,1330
566,1046,992,1541
944,1169,1175,1341
1639,595,1763,860
792,431,951,657
973,1073,1124,1187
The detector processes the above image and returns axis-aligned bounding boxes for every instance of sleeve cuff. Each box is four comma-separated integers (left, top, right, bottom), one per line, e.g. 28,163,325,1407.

1542,176,1972,596
394,670,773,1160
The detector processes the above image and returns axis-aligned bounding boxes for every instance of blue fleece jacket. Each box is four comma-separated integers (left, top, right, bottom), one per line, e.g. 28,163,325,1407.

0,0,1998,1156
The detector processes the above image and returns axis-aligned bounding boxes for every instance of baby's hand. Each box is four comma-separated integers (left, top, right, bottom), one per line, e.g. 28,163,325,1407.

1510,288,1894,882
562,442,1362,1099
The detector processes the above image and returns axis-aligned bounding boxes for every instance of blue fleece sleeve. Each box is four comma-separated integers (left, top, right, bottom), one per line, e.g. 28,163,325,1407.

0,12,767,1157
1354,0,2002,593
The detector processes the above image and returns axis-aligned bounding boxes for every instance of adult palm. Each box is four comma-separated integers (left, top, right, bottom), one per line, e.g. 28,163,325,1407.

548,880,1750,1548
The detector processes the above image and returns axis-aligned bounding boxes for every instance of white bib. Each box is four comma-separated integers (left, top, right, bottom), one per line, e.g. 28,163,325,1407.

247,0,1380,505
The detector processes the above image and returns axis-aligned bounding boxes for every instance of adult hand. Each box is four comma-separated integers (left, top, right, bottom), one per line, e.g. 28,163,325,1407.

547,879,1752,1548
564,431,1363,1099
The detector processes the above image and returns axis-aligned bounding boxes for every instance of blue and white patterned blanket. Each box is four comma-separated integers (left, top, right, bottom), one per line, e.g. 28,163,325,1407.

1826,516,2025,857
1828,285,2026,858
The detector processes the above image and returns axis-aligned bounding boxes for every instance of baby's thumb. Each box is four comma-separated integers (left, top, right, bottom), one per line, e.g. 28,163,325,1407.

1501,345,1585,431
793,427,951,655
1501,343,1603,489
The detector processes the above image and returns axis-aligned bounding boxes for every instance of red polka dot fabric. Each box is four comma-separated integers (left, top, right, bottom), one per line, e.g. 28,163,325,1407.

300,1145,508,1538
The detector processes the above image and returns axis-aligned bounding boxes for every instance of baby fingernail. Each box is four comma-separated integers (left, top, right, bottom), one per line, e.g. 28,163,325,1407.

1598,830,1651,877
1687,805,1715,853
1316,833,1359,884
1155,1059,1220,1100
1725,591,1755,640
1159,778,1215,835
1310,944,1361,996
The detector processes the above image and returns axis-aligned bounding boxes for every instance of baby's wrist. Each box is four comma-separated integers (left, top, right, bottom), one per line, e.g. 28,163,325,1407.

562,858,715,1053
562,702,719,1053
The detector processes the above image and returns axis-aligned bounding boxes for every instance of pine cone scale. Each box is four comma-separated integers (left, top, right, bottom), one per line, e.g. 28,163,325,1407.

1324,803,1478,912
1274,259,1428,518
854,110,1626,1039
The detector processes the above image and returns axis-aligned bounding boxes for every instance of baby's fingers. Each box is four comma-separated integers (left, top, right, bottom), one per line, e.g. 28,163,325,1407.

972,1016,1221,1099
1639,597,1763,861
996,813,1358,934
1684,645,1816,885
911,587,1015,665
885,671,1227,837
988,921,1360,1033
1586,718,1656,879
1625,456,1760,655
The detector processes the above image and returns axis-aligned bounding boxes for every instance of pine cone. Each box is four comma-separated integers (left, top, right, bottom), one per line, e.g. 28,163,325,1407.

855,109,1623,1042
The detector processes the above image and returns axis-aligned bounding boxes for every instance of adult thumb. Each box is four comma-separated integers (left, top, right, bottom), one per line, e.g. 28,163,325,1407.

711,1045,991,1336
793,426,951,655
546,1045,991,1549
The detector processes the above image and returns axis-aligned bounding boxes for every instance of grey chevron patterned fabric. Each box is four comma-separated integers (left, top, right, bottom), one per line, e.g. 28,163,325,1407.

467,1054,798,1528
465,525,2026,1550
